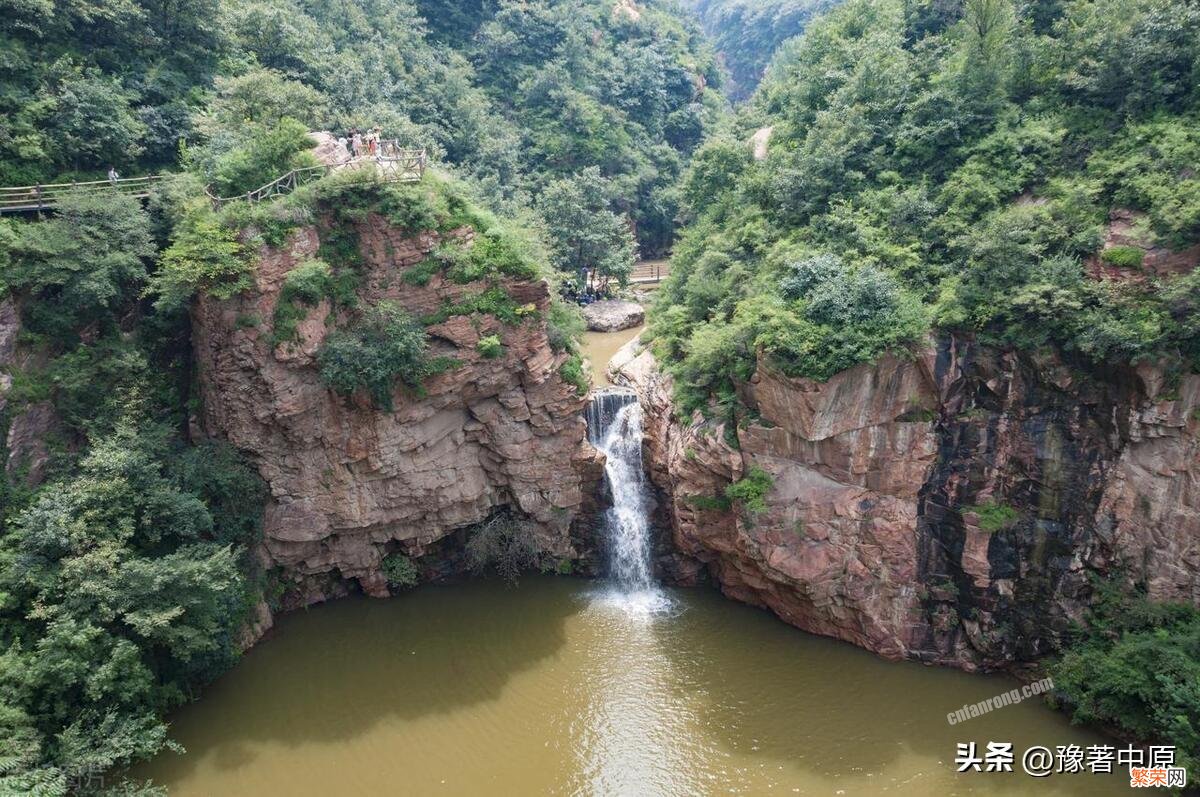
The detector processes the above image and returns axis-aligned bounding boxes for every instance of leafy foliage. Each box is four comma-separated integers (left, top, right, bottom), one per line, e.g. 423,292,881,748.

317,303,450,409
1051,582,1200,773
476,335,503,359
381,553,420,589
537,168,638,288
0,420,265,793
725,465,773,514
966,501,1020,532
652,0,1200,418
0,192,154,342
149,207,252,312
684,0,833,100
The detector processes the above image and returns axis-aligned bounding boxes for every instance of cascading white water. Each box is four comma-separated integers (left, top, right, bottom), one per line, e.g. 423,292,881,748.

586,389,670,613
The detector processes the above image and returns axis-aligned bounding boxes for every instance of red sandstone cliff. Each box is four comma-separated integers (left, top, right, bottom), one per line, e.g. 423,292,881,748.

613,337,1200,670
192,214,602,613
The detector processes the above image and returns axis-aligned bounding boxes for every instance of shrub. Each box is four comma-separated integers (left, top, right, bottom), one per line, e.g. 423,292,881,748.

966,500,1020,532
317,303,450,409
3,191,153,340
382,553,419,589
725,465,773,514
686,493,733,512
273,260,332,343
151,207,251,311
211,117,319,197
420,287,533,326
1050,582,1200,773
559,354,589,396
464,513,545,582
1099,246,1145,268
280,260,332,305
476,334,503,359
546,300,585,354
402,256,444,287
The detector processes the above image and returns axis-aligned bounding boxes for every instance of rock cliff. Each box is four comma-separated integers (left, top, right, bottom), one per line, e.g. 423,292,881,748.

613,336,1200,670
193,212,602,609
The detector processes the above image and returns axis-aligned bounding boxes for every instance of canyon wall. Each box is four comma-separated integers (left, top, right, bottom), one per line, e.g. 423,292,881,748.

614,337,1200,669
192,215,602,614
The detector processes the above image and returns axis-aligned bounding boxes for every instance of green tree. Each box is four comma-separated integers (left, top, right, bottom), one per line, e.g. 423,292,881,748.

538,167,637,290
0,191,153,341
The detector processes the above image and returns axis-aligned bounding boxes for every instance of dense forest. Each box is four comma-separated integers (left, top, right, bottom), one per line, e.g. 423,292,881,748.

0,0,723,254
683,0,834,100
651,0,1199,765
0,0,721,792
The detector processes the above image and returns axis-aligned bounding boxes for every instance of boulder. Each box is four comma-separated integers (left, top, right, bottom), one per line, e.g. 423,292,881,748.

308,131,351,166
581,299,644,332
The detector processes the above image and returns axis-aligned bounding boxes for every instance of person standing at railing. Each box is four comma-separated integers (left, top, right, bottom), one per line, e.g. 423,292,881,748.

108,167,119,185
351,130,363,158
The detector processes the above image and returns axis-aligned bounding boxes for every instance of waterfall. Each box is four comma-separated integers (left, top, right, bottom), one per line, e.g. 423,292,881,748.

587,389,669,612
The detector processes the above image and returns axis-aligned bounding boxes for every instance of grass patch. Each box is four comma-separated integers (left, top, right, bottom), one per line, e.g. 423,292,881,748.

686,493,732,512
317,302,456,409
420,287,536,326
1100,246,1145,269
476,334,503,359
966,500,1020,532
558,354,588,396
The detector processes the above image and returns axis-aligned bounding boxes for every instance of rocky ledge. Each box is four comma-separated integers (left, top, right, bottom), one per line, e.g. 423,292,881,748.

612,337,1200,670
193,214,604,611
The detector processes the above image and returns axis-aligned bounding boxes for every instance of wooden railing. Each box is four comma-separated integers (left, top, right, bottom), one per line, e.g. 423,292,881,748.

0,144,427,215
630,259,669,284
0,175,163,213
206,147,427,210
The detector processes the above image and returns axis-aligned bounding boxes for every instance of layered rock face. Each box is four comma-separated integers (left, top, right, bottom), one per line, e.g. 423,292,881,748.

614,337,1200,669
193,215,601,606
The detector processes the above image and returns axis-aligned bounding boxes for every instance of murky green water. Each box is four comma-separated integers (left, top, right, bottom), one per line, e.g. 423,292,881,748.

582,324,644,387
139,578,1125,795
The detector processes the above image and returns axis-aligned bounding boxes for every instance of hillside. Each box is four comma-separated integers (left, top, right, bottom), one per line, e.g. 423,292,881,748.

0,0,724,254
654,0,1200,420
683,0,834,100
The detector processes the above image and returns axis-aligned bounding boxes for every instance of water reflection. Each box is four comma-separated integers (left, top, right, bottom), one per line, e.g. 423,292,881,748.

139,579,1126,796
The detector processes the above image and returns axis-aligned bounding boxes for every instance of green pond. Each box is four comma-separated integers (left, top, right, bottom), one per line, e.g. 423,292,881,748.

139,577,1126,795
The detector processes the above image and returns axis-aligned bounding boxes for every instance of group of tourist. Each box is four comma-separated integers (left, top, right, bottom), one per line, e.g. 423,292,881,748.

340,127,387,159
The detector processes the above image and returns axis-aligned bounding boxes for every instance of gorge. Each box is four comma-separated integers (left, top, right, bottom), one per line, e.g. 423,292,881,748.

135,339,1128,795
0,0,1197,791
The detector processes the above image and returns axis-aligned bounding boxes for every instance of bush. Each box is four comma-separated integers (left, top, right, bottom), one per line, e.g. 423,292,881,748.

317,303,451,409
1100,246,1145,268
420,287,533,326
476,334,503,359
464,513,545,582
210,118,320,198
547,300,585,354
2,191,153,340
1050,583,1200,773
402,256,444,286
151,207,251,311
273,260,333,343
725,465,773,514
382,553,419,589
559,354,589,396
